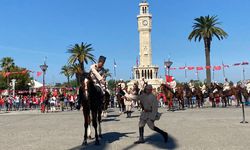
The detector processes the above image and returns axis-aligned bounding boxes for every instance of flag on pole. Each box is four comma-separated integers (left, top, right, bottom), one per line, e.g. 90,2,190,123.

166,75,173,83
205,66,211,69
179,67,186,70
136,57,139,67
37,72,42,77
196,66,203,71
233,63,241,66
214,66,222,71
241,61,249,65
188,67,195,70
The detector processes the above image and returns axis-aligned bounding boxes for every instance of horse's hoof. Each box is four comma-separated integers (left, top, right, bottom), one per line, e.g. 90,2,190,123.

82,141,87,146
95,140,100,145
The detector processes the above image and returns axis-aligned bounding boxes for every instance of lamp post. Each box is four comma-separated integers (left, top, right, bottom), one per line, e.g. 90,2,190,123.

40,60,48,98
11,79,16,97
164,59,173,77
6,63,12,98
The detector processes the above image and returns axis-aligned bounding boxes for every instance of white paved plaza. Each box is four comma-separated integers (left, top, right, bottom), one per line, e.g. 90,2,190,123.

0,107,250,150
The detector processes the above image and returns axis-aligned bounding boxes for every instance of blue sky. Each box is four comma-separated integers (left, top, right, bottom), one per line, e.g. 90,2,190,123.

0,0,249,84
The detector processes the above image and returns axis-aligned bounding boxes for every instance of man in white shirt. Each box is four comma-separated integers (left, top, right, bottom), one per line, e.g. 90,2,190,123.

246,80,250,94
223,78,231,91
169,77,177,93
134,84,168,144
88,56,107,94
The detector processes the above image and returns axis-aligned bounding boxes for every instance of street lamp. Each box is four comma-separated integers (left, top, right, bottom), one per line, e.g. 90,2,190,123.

164,59,173,77
40,60,48,97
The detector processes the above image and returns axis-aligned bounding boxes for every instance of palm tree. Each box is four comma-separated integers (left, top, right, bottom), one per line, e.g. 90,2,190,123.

60,65,72,86
103,68,112,78
0,57,15,71
0,57,15,91
67,42,95,84
67,42,95,74
188,15,228,84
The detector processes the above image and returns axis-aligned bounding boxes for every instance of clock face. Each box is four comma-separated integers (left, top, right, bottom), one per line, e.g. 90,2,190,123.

143,20,148,26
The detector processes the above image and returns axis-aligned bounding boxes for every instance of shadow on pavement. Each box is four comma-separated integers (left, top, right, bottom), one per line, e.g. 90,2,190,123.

69,132,136,150
129,115,140,118
102,118,120,122
123,133,178,150
107,114,120,118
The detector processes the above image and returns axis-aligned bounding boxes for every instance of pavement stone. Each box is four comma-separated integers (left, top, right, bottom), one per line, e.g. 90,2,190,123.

0,107,249,150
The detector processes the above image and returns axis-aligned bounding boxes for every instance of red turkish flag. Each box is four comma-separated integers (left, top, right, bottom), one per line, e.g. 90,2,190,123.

4,72,11,77
233,63,241,66
205,66,211,69
37,72,42,77
188,67,195,70
170,67,176,70
21,70,28,74
166,75,173,83
179,67,186,70
242,61,249,65
196,67,203,71
214,66,222,71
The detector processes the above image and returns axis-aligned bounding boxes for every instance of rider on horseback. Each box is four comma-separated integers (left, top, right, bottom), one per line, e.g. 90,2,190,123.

201,82,207,94
188,80,195,93
246,80,250,94
89,55,107,94
169,77,177,93
139,77,147,94
223,78,231,92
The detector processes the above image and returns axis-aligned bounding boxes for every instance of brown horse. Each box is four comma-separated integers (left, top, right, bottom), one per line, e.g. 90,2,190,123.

116,86,126,114
184,84,194,108
175,85,185,110
78,75,104,146
194,86,204,108
160,84,175,111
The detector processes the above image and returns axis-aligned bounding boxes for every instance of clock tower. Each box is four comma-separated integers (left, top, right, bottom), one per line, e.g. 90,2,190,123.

137,1,152,66
128,0,163,90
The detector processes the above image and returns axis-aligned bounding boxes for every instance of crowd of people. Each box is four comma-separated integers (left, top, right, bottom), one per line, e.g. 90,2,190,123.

0,92,78,113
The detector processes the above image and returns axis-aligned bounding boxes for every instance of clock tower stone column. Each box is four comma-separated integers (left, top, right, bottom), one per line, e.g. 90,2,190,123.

137,1,152,67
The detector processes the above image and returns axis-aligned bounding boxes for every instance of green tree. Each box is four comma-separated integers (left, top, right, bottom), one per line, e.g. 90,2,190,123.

0,57,15,90
69,64,83,86
188,15,228,84
60,65,72,86
67,42,95,84
0,57,15,71
103,68,112,78
9,66,32,91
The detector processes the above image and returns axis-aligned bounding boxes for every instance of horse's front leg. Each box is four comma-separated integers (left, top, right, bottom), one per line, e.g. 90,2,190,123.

82,110,89,146
92,111,100,145
98,109,103,138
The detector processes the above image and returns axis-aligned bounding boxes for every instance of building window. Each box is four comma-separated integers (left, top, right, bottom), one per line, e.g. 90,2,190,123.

142,70,144,77
150,70,153,79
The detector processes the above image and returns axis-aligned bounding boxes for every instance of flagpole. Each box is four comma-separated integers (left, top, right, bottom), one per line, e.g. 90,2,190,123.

243,67,245,81
185,63,187,82
113,59,117,96
196,70,199,81
212,68,215,82
222,61,226,79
